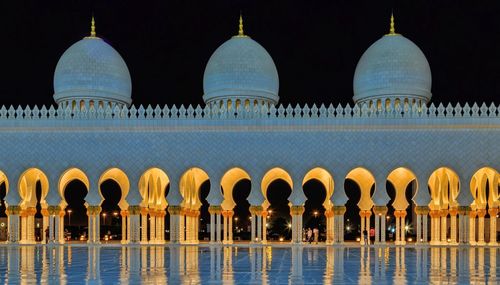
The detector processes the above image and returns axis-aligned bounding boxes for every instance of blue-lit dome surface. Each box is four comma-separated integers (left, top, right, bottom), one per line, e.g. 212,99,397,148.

203,36,279,105
353,34,432,104
53,37,132,106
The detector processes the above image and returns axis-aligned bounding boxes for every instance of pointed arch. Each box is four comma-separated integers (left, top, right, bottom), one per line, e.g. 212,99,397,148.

98,168,130,210
220,167,251,211
18,168,49,209
261,167,293,209
470,167,499,210
428,167,459,211
346,167,375,211
59,168,90,209
179,167,209,211
387,167,417,211
139,168,170,210
302,167,334,210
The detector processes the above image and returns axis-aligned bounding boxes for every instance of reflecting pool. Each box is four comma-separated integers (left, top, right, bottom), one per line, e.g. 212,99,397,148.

0,245,497,284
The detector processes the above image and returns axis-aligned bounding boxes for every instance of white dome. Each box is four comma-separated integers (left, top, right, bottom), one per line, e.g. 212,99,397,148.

353,34,432,104
53,36,132,106
203,35,279,105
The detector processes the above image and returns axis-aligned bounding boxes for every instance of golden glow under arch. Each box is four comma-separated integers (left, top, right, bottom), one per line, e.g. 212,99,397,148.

98,168,130,210
470,167,499,210
302,167,334,210
58,167,90,209
220,167,251,211
346,167,375,211
18,168,49,209
139,167,170,210
180,167,209,211
387,167,417,211
261,167,293,209
428,167,459,211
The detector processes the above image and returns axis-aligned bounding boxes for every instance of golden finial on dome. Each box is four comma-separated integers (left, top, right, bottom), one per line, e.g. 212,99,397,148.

237,12,245,37
387,12,398,36
90,15,96,37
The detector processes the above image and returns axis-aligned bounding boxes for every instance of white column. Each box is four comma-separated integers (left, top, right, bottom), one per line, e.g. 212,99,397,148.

257,214,262,243
222,214,228,243
395,215,400,243
141,213,148,243
440,211,447,243
250,213,256,242
179,214,185,243
450,213,457,244
423,214,428,242
416,215,422,243
42,215,49,244
121,214,127,244
210,213,215,243
489,209,498,245
229,214,234,244
261,214,266,244
360,213,365,245
374,214,380,243
400,217,406,244
381,214,386,243
477,210,486,245
469,211,476,245
216,213,221,243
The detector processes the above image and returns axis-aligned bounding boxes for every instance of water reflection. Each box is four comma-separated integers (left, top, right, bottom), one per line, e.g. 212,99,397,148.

0,245,497,284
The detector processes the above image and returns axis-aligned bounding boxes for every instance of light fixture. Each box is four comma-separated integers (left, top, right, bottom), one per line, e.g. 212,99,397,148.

279,237,284,242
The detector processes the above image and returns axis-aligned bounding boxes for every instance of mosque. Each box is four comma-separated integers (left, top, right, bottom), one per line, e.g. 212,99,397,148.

0,14,498,247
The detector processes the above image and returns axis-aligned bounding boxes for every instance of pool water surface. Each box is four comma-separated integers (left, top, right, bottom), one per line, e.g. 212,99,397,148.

0,245,497,284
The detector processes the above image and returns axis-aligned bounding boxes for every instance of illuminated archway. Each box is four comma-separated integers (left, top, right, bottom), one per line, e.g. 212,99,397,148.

59,167,90,243
179,167,210,244
220,167,251,243
18,168,49,244
138,168,170,243
470,167,499,245
302,167,334,243
0,172,8,241
261,167,293,241
345,167,375,244
427,167,459,245
387,167,417,244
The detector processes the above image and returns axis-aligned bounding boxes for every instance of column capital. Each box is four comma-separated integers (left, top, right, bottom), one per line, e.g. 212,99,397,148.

332,206,346,215
476,209,487,218
469,209,477,218
429,209,440,218
120,210,129,217
290,205,305,215
359,210,372,218
128,205,142,215
140,207,149,216
168,205,183,215
86,205,102,215
439,209,448,217
249,205,263,215
448,208,458,216
208,205,222,214
373,206,388,215
457,206,471,215
488,208,499,216
415,206,429,215
324,210,334,218
394,210,407,218
6,205,21,215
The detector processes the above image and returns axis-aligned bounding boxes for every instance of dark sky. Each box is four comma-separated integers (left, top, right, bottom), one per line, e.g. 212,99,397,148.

2,0,500,107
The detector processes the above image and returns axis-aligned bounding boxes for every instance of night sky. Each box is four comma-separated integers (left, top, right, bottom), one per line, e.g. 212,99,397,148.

2,1,500,107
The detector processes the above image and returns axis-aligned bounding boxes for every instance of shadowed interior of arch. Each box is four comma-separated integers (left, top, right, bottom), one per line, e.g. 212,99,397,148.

63,180,88,236
231,179,251,240
100,179,122,239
